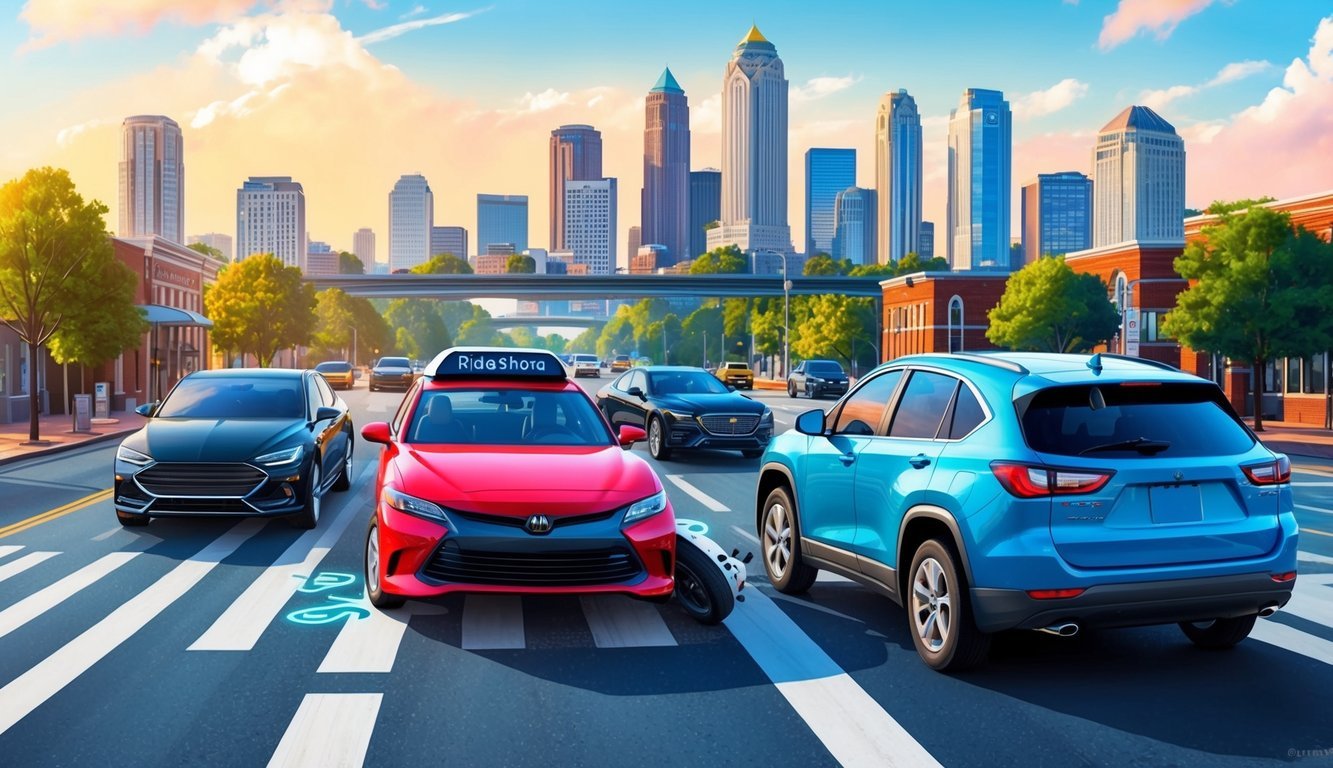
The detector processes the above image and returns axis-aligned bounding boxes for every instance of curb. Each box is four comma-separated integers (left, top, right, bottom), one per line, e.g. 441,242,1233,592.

0,428,137,467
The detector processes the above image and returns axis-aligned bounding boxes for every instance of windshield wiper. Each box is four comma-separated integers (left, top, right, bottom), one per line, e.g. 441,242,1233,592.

1078,437,1171,455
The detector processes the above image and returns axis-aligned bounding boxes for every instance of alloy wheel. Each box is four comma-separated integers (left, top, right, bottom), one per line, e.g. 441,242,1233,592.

911,557,952,653
763,501,792,580
366,525,380,595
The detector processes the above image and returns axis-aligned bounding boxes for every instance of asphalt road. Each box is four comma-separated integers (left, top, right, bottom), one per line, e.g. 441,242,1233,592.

0,371,1331,767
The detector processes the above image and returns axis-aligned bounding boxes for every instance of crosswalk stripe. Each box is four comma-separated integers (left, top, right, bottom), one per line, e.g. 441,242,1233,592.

0,552,139,641
0,545,22,560
666,475,730,512
461,595,525,649
0,552,60,583
267,693,381,768
1299,550,1333,565
725,589,941,768
1252,619,1333,666
1296,503,1331,514
317,601,446,674
0,519,265,736
579,595,677,648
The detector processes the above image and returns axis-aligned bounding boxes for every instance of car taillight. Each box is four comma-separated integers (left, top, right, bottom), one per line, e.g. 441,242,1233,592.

991,461,1113,498
1026,588,1086,599
1242,455,1291,485
1271,571,1296,583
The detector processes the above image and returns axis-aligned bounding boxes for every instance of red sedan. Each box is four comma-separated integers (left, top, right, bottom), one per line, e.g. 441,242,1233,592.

360,347,673,607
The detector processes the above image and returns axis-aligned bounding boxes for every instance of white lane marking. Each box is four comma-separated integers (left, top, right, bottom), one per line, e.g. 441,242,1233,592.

0,552,140,640
267,693,381,768
1252,620,1333,667
1300,551,1333,566
189,465,371,652
91,527,122,542
461,595,524,650
1292,482,1333,487
579,595,677,648
724,589,942,767
0,519,265,736
317,601,446,674
1283,581,1333,627
731,525,760,546
0,545,22,560
0,552,60,583
1297,503,1332,515
666,475,730,512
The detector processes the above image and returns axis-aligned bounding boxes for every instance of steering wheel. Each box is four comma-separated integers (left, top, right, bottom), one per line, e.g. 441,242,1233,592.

525,426,576,443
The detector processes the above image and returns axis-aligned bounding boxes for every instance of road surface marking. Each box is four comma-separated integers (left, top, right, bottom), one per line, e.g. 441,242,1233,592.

0,489,112,539
189,465,371,651
268,693,381,768
1283,579,1333,627
0,545,23,560
724,588,941,767
91,527,123,542
1292,482,1333,487
0,519,264,736
1296,504,1332,515
317,601,446,674
461,595,524,649
1299,551,1333,566
579,595,677,648
0,552,139,641
1252,619,1333,667
1304,528,1333,538
731,525,760,546
0,552,60,583
666,475,730,512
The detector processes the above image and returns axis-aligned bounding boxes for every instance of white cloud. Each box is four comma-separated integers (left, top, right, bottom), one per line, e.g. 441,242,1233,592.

399,5,428,20
1014,78,1089,118
790,75,859,103
517,88,571,113
55,118,109,147
1139,59,1273,111
18,0,267,53
693,93,722,134
1206,59,1272,86
1098,0,1215,51
357,7,488,46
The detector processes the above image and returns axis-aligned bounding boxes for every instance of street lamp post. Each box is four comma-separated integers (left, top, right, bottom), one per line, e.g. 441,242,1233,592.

781,253,791,378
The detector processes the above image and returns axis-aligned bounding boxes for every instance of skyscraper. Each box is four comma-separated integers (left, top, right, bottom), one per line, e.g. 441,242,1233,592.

875,90,923,264
689,169,721,260
627,226,641,261
565,179,617,275
477,194,528,253
832,187,877,266
919,221,935,259
235,176,305,268
120,115,184,243
430,226,468,258
804,148,856,256
388,174,434,272
642,68,691,268
187,233,231,262
1093,105,1186,247
550,125,603,250
353,227,375,266
947,88,1012,270
707,25,792,259
1022,172,1092,264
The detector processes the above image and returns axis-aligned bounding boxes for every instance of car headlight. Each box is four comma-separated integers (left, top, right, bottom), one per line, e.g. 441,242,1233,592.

661,409,695,421
254,445,303,467
809,377,825,383
622,490,667,525
116,445,153,466
382,487,452,524
760,408,773,424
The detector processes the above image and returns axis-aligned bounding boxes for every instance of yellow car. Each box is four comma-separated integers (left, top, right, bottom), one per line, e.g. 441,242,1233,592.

611,354,633,373
314,360,356,390
715,361,754,390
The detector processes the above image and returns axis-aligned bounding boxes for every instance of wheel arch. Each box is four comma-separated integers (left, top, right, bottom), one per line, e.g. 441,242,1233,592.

897,505,975,599
755,461,797,531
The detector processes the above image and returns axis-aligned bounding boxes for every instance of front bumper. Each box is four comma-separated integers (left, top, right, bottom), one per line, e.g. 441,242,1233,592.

721,376,753,388
370,373,414,390
661,413,771,452
113,458,313,518
807,381,848,397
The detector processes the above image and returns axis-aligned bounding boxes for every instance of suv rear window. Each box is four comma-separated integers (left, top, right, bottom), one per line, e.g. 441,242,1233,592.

377,357,410,368
315,362,352,373
807,361,844,375
1020,382,1255,458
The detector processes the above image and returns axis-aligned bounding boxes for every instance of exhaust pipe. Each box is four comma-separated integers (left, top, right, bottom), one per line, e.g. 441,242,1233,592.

1036,622,1080,637
1258,604,1279,618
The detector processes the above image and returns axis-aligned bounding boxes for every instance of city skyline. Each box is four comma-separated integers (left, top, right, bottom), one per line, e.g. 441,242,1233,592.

2,2,1330,266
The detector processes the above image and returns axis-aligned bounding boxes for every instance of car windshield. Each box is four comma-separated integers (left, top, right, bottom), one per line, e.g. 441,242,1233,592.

315,362,351,373
724,363,748,370
649,371,730,395
406,388,613,446
156,377,305,419
377,357,410,368
807,362,844,375
574,355,598,364
1020,382,1255,458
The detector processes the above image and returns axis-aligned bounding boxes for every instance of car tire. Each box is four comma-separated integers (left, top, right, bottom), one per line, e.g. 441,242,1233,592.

759,486,818,594
365,520,405,609
116,510,149,527
331,432,353,492
907,538,990,672
742,449,764,459
1178,615,1257,649
787,381,797,398
648,416,673,461
673,535,735,625
292,462,321,530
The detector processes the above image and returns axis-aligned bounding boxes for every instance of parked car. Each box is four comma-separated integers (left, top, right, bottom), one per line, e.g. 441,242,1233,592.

597,366,773,460
570,353,602,378
787,359,850,399
114,368,354,529
611,354,633,373
313,360,355,390
715,361,754,390
369,356,416,391
756,352,1298,671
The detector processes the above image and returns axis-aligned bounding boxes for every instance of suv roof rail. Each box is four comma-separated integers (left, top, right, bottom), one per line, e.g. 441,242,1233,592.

946,352,1030,375
1097,353,1180,372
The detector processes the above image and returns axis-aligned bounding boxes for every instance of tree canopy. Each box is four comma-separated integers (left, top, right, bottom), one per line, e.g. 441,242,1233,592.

205,254,316,367
417,253,473,274
187,241,224,261
689,245,747,275
505,253,536,273
986,256,1118,353
338,251,365,275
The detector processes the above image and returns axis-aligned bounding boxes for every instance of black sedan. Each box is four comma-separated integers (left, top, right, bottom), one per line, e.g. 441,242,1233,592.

369,356,415,391
595,366,773,460
787,358,850,399
113,369,354,529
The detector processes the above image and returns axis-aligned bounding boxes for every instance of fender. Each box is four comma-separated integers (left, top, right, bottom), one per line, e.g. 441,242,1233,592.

675,521,747,601
755,460,798,527
897,504,975,586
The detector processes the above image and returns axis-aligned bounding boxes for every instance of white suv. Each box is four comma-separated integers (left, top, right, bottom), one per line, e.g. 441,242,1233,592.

571,354,602,378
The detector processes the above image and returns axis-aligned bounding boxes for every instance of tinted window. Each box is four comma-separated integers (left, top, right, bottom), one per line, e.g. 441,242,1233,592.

649,371,729,395
407,388,611,446
948,384,986,439
157,377,305,419
627,370,647,392
808,361,844,375
315,362,351,373
390,380,419,435
834,370,904,435
378,357,410,368
1020,382,1255,458
889,371,959,439
314,375,336,406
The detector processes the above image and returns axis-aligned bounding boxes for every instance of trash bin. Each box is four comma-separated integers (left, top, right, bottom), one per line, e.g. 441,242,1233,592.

73,393,92,433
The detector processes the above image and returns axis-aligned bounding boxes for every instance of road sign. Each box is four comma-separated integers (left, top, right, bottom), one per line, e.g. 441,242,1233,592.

1125,310,1140,357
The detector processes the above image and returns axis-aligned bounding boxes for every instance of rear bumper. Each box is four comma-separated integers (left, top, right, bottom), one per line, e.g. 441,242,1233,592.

971,572,1295,633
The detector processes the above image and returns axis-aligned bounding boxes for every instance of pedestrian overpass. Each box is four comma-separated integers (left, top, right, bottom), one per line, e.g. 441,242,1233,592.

305,273,884,300
490,315,609,329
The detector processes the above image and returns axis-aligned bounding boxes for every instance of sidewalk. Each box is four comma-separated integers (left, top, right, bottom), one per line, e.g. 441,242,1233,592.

1246,419,1333,461
0,410,147,466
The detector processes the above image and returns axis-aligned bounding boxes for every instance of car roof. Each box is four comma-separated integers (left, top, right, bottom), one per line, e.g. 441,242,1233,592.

880,352,1205,394
637,366,713,373
189,368,303,379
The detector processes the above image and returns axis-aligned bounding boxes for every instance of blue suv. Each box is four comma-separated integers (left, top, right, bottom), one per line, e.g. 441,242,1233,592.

755,352,1299,671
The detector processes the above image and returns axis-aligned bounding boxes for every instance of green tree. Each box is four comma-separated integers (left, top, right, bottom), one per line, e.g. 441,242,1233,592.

455,304,502,346
1204,197,1276,215
802,253,850,276
310,288,355,361
986,256,1118,354
205,254,316,367
892,252,949,274
689,244,748,274
1163,206,1333,431
569,326,599,353
348,293,390,364
418,252,473,274
505,253,536,273
0,167,144,441
384,298,450,360
187,241,225,261
338,251,365,275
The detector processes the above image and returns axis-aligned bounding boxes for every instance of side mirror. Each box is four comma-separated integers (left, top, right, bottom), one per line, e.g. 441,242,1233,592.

361,421,392,444
314,406,341,423
795,409,826,436
135,402,158,417
618,425,646,447
627,386,646,400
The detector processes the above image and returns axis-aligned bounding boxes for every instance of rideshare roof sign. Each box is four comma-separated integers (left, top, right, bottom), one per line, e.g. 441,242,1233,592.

425,347,568,380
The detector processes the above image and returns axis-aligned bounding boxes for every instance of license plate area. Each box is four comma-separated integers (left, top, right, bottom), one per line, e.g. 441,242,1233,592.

1149,483,1203,524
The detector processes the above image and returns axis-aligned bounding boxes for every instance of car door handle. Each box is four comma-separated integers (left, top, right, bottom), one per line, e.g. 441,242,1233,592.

838,454,855,466
909,454,931,469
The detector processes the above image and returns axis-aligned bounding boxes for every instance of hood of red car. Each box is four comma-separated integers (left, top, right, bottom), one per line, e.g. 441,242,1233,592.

395,444,660,517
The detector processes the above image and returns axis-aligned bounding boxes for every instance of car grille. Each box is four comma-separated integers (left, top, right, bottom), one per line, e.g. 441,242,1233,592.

699,414,760,436
135,463,267,497
147,498,256,514
422,542,641,586
450,508,620,530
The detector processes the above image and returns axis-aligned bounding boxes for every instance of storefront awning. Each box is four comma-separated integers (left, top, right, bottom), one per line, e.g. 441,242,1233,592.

138,304,213,328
